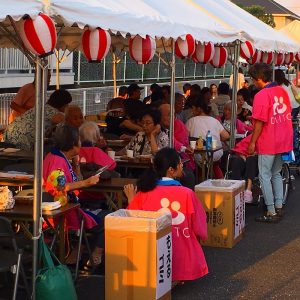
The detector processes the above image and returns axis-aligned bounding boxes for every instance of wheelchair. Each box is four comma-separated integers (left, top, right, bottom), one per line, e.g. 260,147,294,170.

224,152,291,205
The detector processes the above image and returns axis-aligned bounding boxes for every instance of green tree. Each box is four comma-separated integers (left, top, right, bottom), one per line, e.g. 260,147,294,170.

237,4,275,28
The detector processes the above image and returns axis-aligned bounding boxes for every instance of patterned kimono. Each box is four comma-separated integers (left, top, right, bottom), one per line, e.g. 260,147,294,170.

128,179,208,281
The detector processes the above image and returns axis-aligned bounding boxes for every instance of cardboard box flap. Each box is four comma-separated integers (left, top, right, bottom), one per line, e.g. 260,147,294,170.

105,209,172,232
195,179,245,192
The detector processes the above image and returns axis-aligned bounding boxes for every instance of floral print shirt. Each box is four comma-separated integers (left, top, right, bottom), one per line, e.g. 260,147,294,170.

125,131,169,156
4,104,58,151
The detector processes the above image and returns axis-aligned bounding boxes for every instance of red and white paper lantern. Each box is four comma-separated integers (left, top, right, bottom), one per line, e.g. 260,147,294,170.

295,53,300,63
209,46,228,68
240,41,255,60
175,34,195,59
284,53,294,65
261,52,274,64
247,50,261,65
129,35,156,64
274,53,285,66
82,28,111,62
19,13,57,57
193,42,214,63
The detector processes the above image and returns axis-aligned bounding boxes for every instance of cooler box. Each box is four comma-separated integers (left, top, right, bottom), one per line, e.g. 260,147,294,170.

105,209,172,300
195,180,245,248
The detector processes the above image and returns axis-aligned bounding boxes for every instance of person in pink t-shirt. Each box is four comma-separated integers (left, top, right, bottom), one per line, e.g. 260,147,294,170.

248,63,293,223
124,148,208,283
9,72,51,123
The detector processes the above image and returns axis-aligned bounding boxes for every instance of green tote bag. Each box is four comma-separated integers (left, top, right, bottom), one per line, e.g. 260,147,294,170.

36,237,78,300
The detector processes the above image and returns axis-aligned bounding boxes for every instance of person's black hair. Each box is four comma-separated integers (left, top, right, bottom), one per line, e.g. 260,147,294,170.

124,99,145,121
237,88,251,104
190,84,201,97
150,83,160,92
53,124,80,152
47,89,72,109
191,96,211,115
183,83,191,93
200,87,210,95
218,82,230,95
141,108,161,125
118,86,128,97
162,85,171,95
274,69,290,87
151,87,164,103
209,83,217,90
249,63,272,83
175,92,185,102
137,148,181,192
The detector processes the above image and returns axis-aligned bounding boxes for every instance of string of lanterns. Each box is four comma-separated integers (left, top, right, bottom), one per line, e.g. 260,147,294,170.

18,13,300,68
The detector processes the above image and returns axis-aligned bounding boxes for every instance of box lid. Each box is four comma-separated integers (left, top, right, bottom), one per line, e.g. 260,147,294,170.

105,209,172,232
195,179,245,192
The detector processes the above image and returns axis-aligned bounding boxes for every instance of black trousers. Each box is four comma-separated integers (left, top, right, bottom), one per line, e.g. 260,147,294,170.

230,155,258,181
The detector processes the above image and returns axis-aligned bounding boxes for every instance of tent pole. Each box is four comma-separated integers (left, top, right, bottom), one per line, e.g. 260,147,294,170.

169,39,176,148
297,63,299,87
229,41,240,149
56,49,60,89
113,53,117,98
32,58,47,299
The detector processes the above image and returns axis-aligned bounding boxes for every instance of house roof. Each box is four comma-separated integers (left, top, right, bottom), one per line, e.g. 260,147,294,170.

231,0,300,18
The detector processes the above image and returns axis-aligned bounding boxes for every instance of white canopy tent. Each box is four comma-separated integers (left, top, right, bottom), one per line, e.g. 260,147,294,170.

0,1,299,298
189,0,300,53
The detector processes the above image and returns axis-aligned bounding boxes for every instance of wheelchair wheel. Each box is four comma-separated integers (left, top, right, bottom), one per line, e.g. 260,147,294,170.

282,163,290,205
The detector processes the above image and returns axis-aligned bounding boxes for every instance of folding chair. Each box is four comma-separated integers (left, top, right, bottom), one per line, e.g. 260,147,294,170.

0,217,30,300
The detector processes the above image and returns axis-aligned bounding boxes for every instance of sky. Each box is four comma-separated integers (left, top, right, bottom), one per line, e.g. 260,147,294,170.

274,0,300,17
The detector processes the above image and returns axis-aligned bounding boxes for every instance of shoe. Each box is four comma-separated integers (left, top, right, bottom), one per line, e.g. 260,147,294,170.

244,190,253,203
275,207,284,218
255,212,280,223
86,247,103,267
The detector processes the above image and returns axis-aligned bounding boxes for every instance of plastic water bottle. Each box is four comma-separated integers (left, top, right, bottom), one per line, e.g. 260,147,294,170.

206,130,212,150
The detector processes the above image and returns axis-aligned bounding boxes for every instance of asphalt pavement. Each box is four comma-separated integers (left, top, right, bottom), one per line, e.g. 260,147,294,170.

2,175,299,300
173,174,300,300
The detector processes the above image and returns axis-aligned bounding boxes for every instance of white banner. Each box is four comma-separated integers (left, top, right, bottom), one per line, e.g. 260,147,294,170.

156,233,172,299
234,192,245,239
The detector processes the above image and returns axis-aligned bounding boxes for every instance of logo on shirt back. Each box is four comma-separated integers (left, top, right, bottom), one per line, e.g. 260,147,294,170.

273,96,287,115
158,198,185,225
271,96,291,125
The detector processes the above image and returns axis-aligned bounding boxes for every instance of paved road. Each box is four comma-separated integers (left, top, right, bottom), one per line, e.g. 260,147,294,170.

173,175,300,300
3,176,299,299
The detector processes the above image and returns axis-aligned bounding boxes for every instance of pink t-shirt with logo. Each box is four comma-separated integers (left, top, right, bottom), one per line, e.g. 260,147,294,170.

128,185,208,281
252,85,293,154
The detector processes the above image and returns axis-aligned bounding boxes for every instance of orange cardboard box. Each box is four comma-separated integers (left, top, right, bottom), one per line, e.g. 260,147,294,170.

105,209,172,300
195,180,245,248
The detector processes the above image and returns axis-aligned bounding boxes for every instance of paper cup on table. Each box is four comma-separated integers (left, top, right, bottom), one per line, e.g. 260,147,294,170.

126,149,134,158
212,139,217,149
190,140,196,149
107,150,115,160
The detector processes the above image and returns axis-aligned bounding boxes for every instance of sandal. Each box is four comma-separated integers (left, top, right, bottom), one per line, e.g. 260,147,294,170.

86,247,103,267
255,213,280,223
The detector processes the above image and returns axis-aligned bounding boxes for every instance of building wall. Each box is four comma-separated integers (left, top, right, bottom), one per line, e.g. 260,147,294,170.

273,15,294,29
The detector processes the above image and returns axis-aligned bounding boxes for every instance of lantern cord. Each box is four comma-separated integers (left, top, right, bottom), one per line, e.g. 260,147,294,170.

161,38,172,69
8,16,36,66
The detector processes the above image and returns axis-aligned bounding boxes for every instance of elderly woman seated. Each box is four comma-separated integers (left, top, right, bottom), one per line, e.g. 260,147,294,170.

117,108,169,157
5,89,71,151
221,101,252,135
43,124,106,267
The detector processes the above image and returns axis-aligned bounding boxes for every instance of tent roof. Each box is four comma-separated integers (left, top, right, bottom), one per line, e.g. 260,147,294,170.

279,20,300,46
193,0,300,53
0,0,241,51
0,0,299,53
